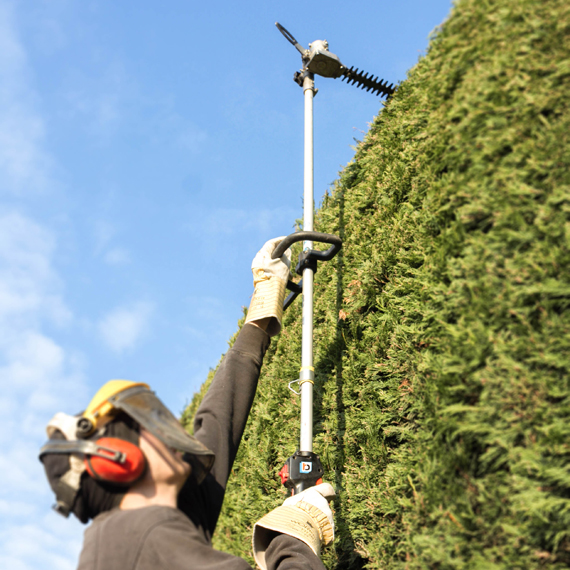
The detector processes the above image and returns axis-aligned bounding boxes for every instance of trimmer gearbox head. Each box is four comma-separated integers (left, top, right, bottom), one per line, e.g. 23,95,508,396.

276,22,395,98
305,40,344,78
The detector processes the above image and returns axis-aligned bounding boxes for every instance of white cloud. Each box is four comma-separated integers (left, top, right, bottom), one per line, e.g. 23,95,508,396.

0,210,87,570
104,247,131,265
128,94,207,154
0,2,53,195
0,516,82,570
92,220,131,266
0,211,71,326
63,60,130,140
93,219,116,253
187,206,299,239
98,301,154,353
0,7,86,562
177,122,208,153
182,295,238,341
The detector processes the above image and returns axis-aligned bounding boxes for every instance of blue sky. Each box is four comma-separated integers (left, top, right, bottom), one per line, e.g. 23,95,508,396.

0,1,453,567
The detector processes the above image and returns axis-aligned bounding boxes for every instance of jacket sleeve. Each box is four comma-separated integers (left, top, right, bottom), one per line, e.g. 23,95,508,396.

264,535,327,570
193,323,270,485
137,516,326,570
174,325,327,569
178,323,270,536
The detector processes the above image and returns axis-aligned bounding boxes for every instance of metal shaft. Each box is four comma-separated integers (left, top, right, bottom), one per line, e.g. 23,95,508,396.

300,73,316,453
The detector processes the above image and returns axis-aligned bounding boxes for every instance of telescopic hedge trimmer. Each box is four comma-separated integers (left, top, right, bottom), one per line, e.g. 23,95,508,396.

273,23,394,495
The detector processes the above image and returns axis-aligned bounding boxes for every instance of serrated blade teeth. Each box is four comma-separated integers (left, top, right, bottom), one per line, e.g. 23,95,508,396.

336,65,395,97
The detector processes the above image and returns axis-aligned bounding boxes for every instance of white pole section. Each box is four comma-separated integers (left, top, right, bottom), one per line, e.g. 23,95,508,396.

300,73,316,453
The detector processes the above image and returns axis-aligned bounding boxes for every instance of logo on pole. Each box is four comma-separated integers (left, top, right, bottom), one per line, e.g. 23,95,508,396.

300,461,313,473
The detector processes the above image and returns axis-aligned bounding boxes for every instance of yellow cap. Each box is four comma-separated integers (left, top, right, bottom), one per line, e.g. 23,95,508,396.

82,380,150,432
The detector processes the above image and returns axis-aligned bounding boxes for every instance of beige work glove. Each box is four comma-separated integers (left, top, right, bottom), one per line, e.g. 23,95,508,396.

252,482,335,570
245,236,291,337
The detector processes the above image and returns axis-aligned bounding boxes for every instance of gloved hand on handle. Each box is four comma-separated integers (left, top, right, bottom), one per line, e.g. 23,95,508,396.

252,482,335,570
245,236,292,337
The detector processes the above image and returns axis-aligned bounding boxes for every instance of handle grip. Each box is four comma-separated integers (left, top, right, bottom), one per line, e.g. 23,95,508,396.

275,22,306,56
278,451,324,495
272,231,342,261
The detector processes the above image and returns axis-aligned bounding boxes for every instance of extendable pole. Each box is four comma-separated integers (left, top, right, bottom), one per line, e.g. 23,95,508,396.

274,21,389,492
300,72,316,453
275,23,344,493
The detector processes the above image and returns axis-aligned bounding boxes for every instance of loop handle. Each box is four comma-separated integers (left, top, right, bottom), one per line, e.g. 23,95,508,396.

275,22,306,55
272,231,342,261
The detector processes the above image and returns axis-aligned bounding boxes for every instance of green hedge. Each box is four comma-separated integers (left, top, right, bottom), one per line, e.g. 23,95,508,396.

183,0,570,567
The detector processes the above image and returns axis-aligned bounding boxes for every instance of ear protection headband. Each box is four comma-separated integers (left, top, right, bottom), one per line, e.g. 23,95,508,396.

40,437,146,485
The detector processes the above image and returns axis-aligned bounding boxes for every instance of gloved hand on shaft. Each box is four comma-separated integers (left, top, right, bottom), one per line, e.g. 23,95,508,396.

252,482,335,570
245,236,291,337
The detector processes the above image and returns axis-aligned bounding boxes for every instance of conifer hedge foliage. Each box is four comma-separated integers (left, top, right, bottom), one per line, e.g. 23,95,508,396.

183,0,570,567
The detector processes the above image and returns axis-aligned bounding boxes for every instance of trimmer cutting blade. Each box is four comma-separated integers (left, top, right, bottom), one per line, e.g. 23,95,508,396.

340,66,395,97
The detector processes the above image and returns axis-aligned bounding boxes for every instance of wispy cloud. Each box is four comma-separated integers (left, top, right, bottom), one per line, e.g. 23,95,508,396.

137,96,208,154
60,53,208,153
0,5,85,567
0,211,86,570
182,295,239,341
103,247,131,266
93,220,131,266
186,205,299,239
0,2,53,195
62,60,131,140
0,211,71,326
0,516,82,570
98,301,154,353
93,219,116,253
176,121,208,153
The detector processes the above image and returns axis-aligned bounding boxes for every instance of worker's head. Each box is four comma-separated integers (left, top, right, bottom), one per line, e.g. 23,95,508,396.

39,380,214,523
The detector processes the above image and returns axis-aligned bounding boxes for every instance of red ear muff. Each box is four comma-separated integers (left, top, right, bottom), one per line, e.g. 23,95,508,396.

84,437,146,485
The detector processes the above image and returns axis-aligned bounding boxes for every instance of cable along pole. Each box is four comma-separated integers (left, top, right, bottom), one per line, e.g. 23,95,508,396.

273,23,393,494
